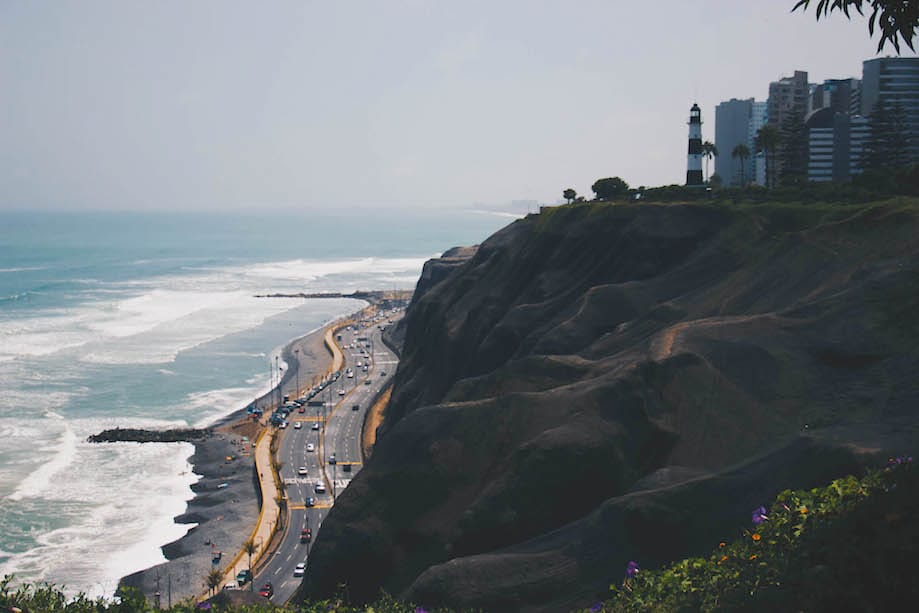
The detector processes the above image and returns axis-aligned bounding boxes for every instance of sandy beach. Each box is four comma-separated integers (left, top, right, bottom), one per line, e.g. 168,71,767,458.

119,308,359,606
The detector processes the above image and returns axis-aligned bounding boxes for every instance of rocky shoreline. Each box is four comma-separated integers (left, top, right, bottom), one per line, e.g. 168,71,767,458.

88,427,212,444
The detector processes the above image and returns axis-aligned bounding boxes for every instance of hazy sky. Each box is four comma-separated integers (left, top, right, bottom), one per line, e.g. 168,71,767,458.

1,1,912,211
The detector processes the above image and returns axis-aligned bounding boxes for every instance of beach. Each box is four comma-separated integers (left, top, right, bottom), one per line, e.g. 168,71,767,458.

119,310,353,605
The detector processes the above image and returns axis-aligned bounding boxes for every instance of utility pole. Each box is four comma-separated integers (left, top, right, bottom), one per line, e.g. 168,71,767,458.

276,355,281,409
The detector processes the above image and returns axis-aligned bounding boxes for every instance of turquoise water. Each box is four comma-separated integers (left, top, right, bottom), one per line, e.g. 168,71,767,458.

0,207,513,595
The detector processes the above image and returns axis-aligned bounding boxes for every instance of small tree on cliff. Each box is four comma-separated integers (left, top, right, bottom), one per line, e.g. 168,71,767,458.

592,177,630,200
563,188,577,204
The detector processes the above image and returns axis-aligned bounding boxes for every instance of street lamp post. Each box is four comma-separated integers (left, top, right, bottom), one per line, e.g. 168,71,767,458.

294,348,300,397
276,355,281,408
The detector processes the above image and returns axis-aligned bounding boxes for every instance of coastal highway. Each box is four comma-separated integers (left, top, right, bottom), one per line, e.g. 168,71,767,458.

255,309,402,604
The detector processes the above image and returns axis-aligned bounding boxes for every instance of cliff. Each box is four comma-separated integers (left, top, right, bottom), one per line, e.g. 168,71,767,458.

302,200,919,611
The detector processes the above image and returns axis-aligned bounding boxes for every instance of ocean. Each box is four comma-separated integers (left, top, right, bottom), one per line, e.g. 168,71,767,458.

0,207,514,596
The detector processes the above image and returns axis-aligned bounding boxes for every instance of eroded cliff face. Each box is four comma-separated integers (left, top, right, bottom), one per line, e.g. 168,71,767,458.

303,201,919,611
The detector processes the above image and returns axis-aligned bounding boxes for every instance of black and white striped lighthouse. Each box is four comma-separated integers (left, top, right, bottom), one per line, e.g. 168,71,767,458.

686,103,703,186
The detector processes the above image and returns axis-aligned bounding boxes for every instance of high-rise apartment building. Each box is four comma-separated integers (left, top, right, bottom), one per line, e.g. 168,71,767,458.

749,101,768,186
768,71,810,129
812,78,861,116
861,57,919,163
715,98,753,186
768,71,809,184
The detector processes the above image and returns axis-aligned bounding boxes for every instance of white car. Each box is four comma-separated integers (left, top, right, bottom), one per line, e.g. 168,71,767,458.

306,443,315,452
314,481,326,493
294,422,302,429
294,562,306,577
297,466,308,476
338,389,345,396
312,422,320,431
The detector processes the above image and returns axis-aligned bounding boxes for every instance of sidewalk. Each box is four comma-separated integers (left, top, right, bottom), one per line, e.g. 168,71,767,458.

218,426,280,590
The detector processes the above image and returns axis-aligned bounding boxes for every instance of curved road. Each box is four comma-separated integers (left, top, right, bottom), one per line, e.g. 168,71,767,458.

255,308,401,603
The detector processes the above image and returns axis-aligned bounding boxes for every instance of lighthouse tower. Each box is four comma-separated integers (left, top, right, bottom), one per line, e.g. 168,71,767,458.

686,103,703,186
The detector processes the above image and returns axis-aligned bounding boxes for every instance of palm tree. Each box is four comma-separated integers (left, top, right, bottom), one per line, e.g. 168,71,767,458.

755,125,782,189
701,141,718,183
244,539,257,591
206,568,223,597
731,143,751,186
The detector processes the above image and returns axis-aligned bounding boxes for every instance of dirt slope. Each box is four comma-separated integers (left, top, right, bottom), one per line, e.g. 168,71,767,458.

302,200,919,611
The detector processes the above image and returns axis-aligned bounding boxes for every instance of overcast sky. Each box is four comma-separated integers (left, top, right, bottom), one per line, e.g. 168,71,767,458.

0,1,912,211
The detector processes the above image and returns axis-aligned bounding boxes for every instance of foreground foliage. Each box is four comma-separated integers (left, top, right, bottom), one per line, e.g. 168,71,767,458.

599,457,917,612
0,579,443,613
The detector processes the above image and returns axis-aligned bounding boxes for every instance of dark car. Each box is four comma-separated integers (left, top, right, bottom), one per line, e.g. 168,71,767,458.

236,569,252,586
305,496,315,507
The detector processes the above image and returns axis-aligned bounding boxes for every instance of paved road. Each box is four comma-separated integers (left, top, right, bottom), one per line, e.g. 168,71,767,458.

255,308,402,604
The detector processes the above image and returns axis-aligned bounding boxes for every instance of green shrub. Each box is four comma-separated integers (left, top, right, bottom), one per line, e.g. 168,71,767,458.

598,457,917,612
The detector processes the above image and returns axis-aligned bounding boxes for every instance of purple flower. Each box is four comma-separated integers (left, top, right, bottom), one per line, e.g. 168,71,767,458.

752,505,768,525
416,608,429,613
590,603,603,613
625,560,639,578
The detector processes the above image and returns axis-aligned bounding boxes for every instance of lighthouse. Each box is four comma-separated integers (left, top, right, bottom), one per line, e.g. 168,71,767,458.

686,103,703,186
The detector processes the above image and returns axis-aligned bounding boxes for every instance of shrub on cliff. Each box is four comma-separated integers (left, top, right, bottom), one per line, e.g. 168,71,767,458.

595,457,918,611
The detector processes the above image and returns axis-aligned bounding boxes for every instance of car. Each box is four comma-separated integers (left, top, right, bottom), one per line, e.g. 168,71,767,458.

338,389,345,396
279,420,288,429
312,422,320,430
294,562,306,577
315,481,326,493
294,421,302,429
328,453,337,465
356,361,362,367
364,379,371,385
381,371,386,376
258,581,273,598
343,463,352,473
305,496,315,507
299,528,312,543
236,569,252,586
306,443,315,452
297,466,308,476
347,371,354,378
352,404,359,411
